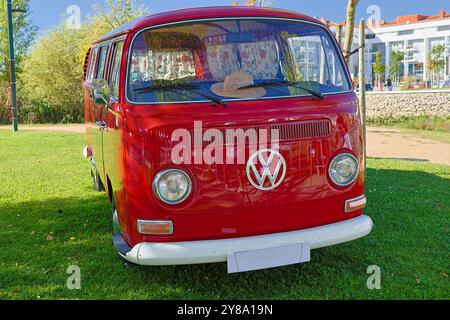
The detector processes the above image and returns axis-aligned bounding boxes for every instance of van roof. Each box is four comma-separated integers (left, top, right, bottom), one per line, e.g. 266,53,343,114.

93,6,324,44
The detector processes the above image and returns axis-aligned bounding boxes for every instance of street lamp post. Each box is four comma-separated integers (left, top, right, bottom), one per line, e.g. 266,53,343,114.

6,0,18,132
6,0,26,132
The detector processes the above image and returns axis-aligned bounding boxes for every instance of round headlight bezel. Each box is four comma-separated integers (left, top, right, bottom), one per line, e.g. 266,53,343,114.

328,153,359,187
152,168,192,205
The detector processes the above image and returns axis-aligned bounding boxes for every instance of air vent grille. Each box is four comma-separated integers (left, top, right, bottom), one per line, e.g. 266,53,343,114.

187,119,331,147
270,119,331,141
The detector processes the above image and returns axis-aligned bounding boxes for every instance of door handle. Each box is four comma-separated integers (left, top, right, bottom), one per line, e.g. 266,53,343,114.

96,121,107,130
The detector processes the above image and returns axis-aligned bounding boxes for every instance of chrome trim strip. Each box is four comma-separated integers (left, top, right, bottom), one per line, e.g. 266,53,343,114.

124,16,354,105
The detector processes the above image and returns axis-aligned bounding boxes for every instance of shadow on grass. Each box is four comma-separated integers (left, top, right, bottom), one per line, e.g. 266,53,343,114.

0,166,448,299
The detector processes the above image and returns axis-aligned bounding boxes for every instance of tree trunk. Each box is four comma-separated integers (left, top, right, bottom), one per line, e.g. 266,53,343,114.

358,19,366,175
343,0,359,64
336,24,343,49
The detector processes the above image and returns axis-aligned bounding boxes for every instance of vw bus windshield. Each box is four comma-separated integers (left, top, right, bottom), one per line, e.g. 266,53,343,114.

127,19,351,104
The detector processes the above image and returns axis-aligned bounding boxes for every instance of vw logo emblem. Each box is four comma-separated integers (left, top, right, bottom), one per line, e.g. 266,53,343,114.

246,149,286,191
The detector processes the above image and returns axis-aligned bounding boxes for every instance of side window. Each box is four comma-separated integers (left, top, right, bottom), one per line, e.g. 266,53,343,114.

287,34,350,91
96,45,109,80
322,36,346,88
109,41,124,98
87,47,99,81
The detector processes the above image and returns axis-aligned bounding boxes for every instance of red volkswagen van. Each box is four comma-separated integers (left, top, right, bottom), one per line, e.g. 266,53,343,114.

83,6,372,272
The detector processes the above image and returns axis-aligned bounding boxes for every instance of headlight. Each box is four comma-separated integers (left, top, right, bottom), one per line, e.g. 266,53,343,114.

153,169,192,205
328,153,359,187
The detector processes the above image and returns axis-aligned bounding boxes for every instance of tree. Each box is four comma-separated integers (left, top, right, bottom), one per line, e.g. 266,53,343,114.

373,51,385,89
0,0,37,124
427,44,446,87
20,0,148,123
20,25,86,123
336,24,343,49
389,50,404,86
231,0,274,6
92,0,149,30
78,1,149,64
0,0,38,81
343,0,359,64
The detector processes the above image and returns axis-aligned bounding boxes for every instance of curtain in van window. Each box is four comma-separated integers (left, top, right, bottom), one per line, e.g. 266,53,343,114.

238,41,278,79
150,51,196,80
206,44,240,80
130,51,151,82
130,51,197,82
206,41,279,81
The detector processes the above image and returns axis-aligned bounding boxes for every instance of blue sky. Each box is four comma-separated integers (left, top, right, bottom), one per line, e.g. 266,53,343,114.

29,0,450,36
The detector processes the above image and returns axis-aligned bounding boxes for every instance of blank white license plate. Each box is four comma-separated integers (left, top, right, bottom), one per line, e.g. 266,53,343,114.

227,243,310,273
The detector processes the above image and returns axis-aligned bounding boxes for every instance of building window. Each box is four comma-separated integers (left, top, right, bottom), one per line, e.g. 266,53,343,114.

365,34,376,39
438,25,450,32
398,30,414,36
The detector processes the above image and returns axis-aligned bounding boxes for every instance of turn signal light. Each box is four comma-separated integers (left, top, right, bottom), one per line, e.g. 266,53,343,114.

345,195,367,213
82,146,93,159
137,220,173,235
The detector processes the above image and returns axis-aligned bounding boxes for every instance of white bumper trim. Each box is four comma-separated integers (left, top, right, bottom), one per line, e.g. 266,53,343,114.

123,215,373,266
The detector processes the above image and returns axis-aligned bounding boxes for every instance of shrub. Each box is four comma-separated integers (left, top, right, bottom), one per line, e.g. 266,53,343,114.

0,82,11,124
367,115,450,132
18,0,148,124
20,25,85,124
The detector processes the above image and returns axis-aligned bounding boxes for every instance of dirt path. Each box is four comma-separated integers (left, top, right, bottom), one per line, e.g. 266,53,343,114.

0,124,85,133
1,124,449,166
367,127,450,166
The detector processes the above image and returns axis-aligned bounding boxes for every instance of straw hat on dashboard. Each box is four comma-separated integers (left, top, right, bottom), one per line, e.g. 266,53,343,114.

211,72,266,99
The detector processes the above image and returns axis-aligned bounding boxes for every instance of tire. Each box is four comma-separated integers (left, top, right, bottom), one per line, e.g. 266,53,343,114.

91,169,105,192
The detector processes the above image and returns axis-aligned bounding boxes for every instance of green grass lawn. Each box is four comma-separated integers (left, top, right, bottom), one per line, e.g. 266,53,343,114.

0,130,449,300
367,116,450,144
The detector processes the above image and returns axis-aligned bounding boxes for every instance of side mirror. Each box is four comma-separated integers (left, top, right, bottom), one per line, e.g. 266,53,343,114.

91,79,111,108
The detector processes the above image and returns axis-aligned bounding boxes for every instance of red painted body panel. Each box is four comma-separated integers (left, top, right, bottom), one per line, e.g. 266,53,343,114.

84,7,364,249
120,94,364,245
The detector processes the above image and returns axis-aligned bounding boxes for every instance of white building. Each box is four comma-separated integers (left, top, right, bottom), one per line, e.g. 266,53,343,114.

322,10,450,87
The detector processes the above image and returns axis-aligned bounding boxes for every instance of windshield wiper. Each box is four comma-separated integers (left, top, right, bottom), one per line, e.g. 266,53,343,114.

134,83,226,106
238,80,325,100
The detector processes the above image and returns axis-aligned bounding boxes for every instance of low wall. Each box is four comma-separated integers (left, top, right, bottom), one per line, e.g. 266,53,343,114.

365,90,450,118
